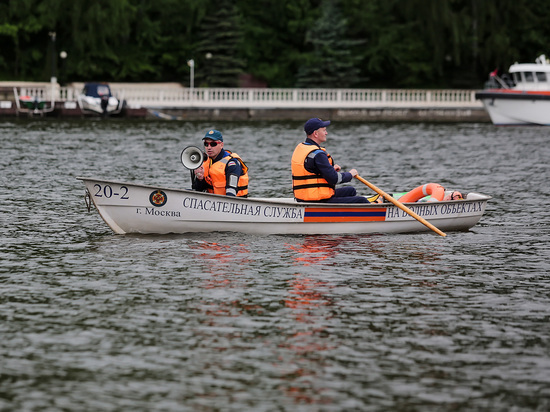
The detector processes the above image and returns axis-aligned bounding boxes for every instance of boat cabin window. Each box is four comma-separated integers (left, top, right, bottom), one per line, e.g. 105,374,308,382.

524,72,534,82
536,72,547,82
513,73,521,84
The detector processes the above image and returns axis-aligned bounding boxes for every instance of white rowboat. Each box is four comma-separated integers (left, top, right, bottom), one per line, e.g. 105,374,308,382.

78,177,491,236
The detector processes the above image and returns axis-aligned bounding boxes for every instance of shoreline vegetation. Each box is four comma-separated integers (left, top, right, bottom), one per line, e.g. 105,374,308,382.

1,0,549,90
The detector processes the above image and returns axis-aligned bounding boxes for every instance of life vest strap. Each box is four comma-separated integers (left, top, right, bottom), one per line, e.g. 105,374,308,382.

292,174,325,180
293,182,334,190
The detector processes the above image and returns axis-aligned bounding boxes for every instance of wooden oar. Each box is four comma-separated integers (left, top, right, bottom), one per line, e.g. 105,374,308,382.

354,175,447,237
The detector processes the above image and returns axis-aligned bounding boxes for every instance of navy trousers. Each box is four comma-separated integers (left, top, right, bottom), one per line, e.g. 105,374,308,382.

324,187,369,203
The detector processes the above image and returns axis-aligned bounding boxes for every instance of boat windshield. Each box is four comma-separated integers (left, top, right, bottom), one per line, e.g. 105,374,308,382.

96,85,111,96
524,72,534,82
83,83,112,98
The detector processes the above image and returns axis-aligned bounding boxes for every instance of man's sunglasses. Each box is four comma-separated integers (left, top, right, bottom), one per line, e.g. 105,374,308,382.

203,141,219,147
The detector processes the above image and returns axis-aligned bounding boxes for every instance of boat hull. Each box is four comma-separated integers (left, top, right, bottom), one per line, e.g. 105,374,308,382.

78,177,491,235
475,90,550,125
78,96,121,115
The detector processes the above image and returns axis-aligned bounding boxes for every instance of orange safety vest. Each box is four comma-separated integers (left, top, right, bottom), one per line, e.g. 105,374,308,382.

203,152,249,196
291,143,335,201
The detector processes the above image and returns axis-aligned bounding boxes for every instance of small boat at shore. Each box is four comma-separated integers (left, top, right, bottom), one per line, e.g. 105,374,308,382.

475,54,550,125
77,83,124,115
78,177,491,236
12,87,55,116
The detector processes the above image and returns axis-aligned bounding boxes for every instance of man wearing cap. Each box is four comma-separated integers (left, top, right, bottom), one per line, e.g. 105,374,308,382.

192,129,249,197
291,118,369,203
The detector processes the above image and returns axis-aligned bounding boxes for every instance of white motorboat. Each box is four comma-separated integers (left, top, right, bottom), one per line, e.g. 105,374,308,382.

77,177,491,236
475,54,550,125
77,83,124,115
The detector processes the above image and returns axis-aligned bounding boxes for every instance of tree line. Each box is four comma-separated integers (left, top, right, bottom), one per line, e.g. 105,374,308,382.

1,0,550,89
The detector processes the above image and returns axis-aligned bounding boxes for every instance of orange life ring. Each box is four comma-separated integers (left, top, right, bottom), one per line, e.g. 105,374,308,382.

398,183,445,203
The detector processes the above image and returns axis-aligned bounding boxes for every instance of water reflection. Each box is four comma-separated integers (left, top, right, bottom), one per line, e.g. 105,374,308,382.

279,237,337,406
191,240,252,284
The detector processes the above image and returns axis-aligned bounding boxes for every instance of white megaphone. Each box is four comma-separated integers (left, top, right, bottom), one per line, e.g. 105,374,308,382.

180,146,207,170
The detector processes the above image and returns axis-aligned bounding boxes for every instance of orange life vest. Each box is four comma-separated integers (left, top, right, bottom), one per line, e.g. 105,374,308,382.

291,143,335,201
202,152,249,196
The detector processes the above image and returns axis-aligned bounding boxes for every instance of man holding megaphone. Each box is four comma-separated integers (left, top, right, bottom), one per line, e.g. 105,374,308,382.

191,129,249,197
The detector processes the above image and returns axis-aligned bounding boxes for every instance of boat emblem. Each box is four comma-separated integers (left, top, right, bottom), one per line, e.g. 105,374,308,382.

149,190,167,207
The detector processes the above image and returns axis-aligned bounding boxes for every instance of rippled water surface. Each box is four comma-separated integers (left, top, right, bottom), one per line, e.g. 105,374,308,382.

1,118,549,411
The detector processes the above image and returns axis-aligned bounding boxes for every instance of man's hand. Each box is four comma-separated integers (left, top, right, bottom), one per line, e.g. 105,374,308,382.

349,168,358,177
333,164,341,172
194,166,204,180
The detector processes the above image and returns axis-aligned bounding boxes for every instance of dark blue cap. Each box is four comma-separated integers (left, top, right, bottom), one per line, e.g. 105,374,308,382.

203,129,223,142
304,118,331,135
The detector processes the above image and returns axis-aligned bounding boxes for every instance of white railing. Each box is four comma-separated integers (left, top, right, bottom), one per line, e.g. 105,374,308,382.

116,87,482,108
12,86,483,109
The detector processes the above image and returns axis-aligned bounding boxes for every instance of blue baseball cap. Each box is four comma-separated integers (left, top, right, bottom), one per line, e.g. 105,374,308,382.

304,118,331,135
203,129,223,142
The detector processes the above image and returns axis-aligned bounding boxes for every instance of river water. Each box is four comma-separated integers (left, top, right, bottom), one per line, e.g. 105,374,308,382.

1,118,549,411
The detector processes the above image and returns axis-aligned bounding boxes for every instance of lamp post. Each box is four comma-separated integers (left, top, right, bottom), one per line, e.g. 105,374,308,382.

205,53,212,86
48,31,57,103
187,59,195,97
48,32,57,84
59,51,67,86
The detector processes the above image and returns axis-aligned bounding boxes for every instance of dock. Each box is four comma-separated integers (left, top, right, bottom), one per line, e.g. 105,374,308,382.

0,82,489,122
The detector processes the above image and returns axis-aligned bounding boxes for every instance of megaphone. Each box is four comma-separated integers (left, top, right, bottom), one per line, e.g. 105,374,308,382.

180,146,207,170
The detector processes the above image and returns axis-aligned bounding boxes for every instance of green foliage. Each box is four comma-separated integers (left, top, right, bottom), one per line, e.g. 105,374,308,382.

194,0,245,87
296,0,361,88
1,0,550,87
239,0,313,87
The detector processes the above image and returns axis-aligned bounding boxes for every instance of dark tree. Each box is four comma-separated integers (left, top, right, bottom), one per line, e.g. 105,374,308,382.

295,0,360,88
239,0,313,87
193,0,245,87
2,0,550,88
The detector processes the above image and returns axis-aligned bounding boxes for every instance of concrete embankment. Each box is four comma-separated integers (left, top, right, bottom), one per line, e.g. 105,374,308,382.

148,107,490,122
0,81,490,122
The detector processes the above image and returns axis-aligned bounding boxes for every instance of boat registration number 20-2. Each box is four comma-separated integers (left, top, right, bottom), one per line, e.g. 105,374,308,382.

93,183,129,200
